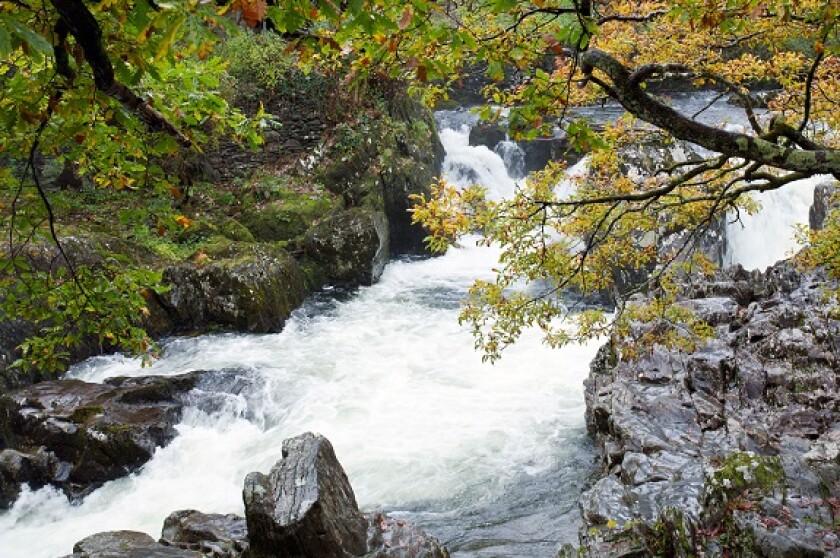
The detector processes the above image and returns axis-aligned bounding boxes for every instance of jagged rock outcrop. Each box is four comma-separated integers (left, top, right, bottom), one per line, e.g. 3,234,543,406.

0,373,202,508
573,261,840,556
809,178,839,231
243,432,369,557
243,432,449,558
159,244,307,334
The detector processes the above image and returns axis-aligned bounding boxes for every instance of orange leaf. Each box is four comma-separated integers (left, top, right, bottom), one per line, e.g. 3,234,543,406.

234,0,268,28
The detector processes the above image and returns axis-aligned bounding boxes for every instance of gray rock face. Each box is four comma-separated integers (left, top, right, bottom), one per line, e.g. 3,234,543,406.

0,373,201,508
243,432,450,558
304,207,389,287
65,432,448,558
160,244,307,333
365,513,450,558
578,261,840,555
809,178,839,231
243,432,369,558
468,121,582,176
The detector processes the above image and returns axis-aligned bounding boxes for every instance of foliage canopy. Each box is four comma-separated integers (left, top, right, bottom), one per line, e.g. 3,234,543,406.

1,0,838,367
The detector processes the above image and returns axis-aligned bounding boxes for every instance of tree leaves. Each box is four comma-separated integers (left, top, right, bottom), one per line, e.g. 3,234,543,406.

232,0,268,28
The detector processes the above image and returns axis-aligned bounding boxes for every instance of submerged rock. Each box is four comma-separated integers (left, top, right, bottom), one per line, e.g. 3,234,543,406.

577,261,840,556
0,372,202,508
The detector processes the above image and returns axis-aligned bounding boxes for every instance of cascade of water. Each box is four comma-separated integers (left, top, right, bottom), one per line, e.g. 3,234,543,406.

0,113,599,558
724,175,826,270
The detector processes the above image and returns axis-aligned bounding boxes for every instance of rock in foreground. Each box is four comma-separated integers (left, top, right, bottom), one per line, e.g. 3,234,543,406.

244,432,449,558
69,432,449,558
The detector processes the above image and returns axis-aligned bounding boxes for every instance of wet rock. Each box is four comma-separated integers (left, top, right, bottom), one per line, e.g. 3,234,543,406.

243,432,450,558
809,178,839,231
160,244,307,333
380,90,445,255
365,513,450,558
577,260,840,556
0,372,202,508
468,121,582,175
71,531,202,558
304,207,389,287
161,510,249,558
243,432,369,558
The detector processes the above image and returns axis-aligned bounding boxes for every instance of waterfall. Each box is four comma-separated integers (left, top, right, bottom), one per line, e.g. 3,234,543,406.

724,175,826,270
0,112,599,558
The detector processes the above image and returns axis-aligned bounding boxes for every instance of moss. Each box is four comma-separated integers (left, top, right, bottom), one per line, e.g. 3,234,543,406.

69,405,104,425
697,452,786,556
240,192,335,242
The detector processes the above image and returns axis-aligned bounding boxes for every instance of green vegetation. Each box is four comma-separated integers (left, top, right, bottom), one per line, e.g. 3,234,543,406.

1,0,838,372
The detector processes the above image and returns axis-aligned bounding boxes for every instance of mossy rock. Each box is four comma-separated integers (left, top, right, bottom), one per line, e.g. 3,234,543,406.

178,217,254,244
240,194,334,242
159,243,308,333
304,207,389,287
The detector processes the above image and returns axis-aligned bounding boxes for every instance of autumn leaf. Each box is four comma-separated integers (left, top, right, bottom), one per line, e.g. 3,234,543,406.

398,6,412,30
174,215,192,228
233,0,268,28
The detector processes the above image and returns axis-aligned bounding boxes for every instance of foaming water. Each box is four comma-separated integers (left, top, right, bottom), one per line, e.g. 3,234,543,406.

1,118,599,558
725,175,826,270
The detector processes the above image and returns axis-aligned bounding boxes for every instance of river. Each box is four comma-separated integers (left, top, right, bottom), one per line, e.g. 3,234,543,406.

0,98,824,557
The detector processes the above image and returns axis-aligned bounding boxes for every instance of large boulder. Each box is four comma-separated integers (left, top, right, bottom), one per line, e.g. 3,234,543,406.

243,432,369,558
0,372,202,508
240,193,334,243
160,244,307,333
304,207,389,287
243,432,450,558
576,261,840,556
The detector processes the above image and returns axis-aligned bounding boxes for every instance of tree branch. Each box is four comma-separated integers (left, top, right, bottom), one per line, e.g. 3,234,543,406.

579,48,840,179
49,0,192,147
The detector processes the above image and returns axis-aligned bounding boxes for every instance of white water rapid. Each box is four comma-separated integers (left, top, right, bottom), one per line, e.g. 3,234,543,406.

724,175,826,270
0,112,601,558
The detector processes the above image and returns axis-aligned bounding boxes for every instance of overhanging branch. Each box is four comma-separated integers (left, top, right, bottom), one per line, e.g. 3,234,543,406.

579,49,840,179
50,0,192,147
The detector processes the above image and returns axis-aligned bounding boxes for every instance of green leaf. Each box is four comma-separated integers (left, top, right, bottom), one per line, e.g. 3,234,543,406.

10,21,52,56
0,25,11,56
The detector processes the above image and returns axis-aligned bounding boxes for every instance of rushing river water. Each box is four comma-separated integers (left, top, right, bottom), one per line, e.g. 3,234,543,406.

0,98,824,558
